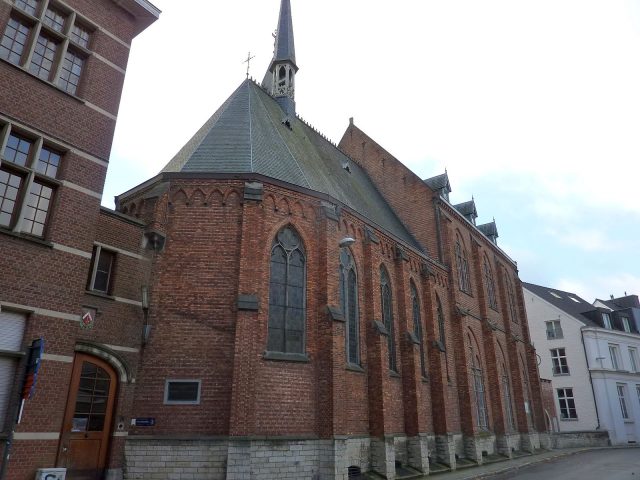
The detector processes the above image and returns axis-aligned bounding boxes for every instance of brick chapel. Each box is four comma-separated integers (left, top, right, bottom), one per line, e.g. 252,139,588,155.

0,0,548,479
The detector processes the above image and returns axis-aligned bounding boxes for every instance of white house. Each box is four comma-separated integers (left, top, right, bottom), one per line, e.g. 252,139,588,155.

523,283,640,445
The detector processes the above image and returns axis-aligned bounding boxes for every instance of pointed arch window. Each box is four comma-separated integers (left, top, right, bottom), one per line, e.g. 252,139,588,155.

520,354,533,425
469,336,488,429
381,267,397,372
436,295,446,349
268,226,306,354
483,256,498,310
411,282,427,377
455,235,471,294
340,248,359,365
501,363,515,430
505,274,518,323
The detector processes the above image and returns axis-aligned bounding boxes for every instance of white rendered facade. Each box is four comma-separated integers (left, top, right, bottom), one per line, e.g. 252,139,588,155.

582,327,640,444
523,287,599,433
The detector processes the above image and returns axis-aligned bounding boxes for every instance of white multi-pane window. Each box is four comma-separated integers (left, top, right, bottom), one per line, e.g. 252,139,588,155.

629,348,639,373
546,320,563,339
621,317,631,333
609,344,621,370
0,125,62,237
0,311,26,432
617,384,630,420
603,313,612,329
551,348,570,375
1,0,92,95
557,388,578,420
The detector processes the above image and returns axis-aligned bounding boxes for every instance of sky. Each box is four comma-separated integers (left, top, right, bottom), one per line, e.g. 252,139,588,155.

106,0,640,303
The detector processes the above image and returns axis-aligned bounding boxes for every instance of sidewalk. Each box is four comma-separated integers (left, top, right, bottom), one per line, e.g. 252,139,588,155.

425,446,636,479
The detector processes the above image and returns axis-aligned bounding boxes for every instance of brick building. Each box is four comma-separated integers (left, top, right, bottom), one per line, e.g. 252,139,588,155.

1,0,548,479
0,0,159,479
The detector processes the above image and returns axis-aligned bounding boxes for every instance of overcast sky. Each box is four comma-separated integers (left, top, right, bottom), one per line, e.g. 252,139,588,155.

106,0,640,303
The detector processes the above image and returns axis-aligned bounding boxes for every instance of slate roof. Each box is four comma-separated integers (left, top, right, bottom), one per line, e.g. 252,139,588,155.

477,221,498,238
454,200,477,218
596,295,640,310
522,282,600,327
424,172,451,192
271,0,296,69
162,80,422,251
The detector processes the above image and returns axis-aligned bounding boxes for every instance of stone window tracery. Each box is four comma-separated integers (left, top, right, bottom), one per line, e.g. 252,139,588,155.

268,226,306,354
340,248,360,365
381,266,397,372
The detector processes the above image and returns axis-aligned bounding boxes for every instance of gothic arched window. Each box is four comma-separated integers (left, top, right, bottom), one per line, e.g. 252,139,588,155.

381,266,397,372
501,362,515,430
483,255,498,310
436,295,446,349
455,234,471,293
411,282,427,377
469,334,488,429
340,248,359,365
268,226,305,354
505,274,518,323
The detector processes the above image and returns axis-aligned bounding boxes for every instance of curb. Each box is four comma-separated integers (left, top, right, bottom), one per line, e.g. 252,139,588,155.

432,446,640,480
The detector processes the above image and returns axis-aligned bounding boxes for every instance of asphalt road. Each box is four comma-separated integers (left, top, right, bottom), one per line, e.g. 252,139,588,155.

490,448,640,480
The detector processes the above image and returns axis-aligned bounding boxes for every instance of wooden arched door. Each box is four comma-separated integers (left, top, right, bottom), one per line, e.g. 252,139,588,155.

57,354,117,480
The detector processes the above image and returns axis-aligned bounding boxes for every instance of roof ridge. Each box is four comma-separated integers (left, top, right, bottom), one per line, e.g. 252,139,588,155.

251,81,311,189
162,80,250,173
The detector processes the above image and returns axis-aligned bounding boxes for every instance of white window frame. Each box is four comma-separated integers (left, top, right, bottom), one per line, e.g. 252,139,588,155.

609,344,621,371
1,0,95,96
621,317,631,333
603,313,612,329
164,379,201,405
545,320,563,340
617,384,630,420
557,388,578,420
551,348,570,375
629,348,639,374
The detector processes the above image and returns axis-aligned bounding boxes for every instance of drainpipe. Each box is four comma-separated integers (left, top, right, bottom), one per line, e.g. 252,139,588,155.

580,328,601,430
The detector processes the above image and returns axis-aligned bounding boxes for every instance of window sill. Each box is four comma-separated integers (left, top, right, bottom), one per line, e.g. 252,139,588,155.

0,349,26,359
0,56,86,105
85,290,115,301
459,289,474,298
346,364,365,374
0,227,53,248
624,420,634,424
263,351,310,363
553,373,571,376
560,418,579,422
421,376,430,383
390,370,401,378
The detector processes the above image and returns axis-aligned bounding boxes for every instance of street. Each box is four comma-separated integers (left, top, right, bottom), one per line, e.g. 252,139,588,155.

489,448,640,480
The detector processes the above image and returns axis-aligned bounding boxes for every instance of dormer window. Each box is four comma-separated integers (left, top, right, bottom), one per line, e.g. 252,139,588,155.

621,316,631,333
602,313,612,329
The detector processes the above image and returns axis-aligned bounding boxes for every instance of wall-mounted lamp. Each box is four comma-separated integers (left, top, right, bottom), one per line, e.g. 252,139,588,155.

339,237,356,248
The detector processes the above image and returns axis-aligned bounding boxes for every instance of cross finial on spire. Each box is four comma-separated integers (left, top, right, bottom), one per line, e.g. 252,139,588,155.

243,51,255,79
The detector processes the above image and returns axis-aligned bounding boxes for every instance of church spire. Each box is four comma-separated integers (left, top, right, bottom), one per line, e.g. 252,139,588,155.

263,0,298,116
